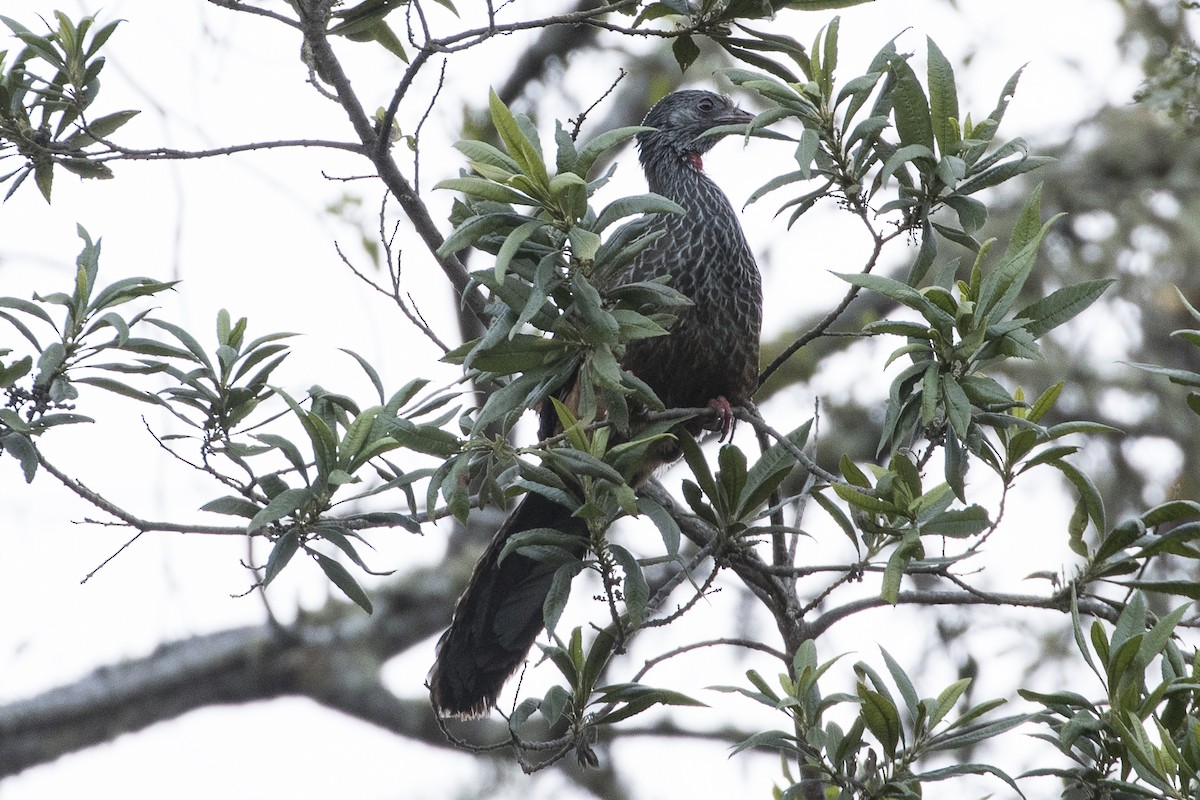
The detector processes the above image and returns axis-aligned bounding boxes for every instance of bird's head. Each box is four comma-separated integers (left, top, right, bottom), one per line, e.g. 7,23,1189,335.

637,90,753,169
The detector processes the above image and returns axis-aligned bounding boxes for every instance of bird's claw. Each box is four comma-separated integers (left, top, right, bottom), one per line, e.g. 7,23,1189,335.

707,395,735,442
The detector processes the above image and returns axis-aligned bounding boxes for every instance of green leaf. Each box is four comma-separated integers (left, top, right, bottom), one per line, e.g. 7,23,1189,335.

543,562,584,634
1137,602,1188,668
1117,580,1200,601
75,376,171,408
434,176,535,207
338,348,385,403
636,496,681,558
878,143,935,188
593,684,706,726
608,543,649,624
930,678,972,727
923,505,990,537
926,37,959,156
672,35,700,72
498,526,580,565
574,126,653,178
454,139,521,173
940,374,972,438
880,533,921,604
1124,360,1200,389
912,763,1023,796
494,218,547,281
926,712,1026,752
976,185,1064,319
146,318,214,372
594,194,683,233
1026,381,1062,424
488,89,549,190
262,530,301,586
1141,500,1200,528
1050,458,1106,537
889,56,934,151
1016,279,1114,339
838,272,955,328
879,648,919,719
1,432,38,482
83,109,139,141
858,684,902,758
728,729,802,757
385,417,462,458
200,495,262,518
313,552,373,613
247,487,310,532
739,420,811,515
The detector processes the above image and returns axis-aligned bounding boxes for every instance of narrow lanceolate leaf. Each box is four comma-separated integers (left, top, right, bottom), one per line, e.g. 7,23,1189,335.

574,126,653,178
74,376,171,408
858,684,902,758
489,89,549,191
542,562,584,635
313,552,374,613
248,487,311,532
889,57,934,151
926,37,959,156
200,495,262,518
1016,279,1114,339
262,530,302,586
740,420,812,513
608,544,649,624
434,176,536,206
930,678,972,727
879,648,920,719
1049,458,1106,536
923,505,990,538
453,139,522,173
594,194,683,232
976,187,1063,319
494,219,546,281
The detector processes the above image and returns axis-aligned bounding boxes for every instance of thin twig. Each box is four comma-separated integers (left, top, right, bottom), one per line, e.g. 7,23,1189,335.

568,70,628,141
80,529,146,583
411,58,447,196
205,0,301,27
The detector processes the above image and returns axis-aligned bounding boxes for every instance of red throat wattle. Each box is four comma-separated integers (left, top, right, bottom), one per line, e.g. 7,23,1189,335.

686,152,704,170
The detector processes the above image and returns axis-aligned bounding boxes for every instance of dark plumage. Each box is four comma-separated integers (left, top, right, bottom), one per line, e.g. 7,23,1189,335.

622,90,762,428
429,90,762,718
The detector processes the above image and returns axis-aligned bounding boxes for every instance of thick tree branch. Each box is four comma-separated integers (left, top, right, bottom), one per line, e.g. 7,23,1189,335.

808,588,1121,639
295,5,488,325
0,579,447,777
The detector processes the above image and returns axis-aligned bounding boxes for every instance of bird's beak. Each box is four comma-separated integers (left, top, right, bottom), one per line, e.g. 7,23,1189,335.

718,107,755,127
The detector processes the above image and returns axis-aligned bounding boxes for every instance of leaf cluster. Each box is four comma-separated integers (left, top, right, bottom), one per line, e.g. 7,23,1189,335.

0,225,175,480
714,641,1025,799
1024,592,1200,798
0,14,137,200
723,20,1052,255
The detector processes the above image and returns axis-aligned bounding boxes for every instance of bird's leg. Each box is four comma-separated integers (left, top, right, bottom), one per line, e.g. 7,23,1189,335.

707,395,735,442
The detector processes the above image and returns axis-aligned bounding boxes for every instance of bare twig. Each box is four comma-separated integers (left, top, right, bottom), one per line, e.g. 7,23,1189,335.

568,69,628,140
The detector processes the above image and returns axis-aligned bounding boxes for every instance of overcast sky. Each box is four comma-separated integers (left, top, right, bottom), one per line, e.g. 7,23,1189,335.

0,1,1160,797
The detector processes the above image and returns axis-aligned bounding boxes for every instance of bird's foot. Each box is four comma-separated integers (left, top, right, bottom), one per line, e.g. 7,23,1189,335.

707,395,736,442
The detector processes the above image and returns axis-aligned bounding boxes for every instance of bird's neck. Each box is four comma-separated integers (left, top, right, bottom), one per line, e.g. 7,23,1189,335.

639,145,715,203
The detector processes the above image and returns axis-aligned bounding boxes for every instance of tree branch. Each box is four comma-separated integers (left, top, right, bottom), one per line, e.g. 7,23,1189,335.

296,6,489,325
0,579,447,777
808,588,1120,639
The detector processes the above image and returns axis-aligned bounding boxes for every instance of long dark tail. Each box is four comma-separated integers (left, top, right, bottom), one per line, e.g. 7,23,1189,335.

429,492,587,718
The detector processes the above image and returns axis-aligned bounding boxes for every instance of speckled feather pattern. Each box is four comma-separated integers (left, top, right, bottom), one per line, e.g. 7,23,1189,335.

429,91,763,718
619,91,763,416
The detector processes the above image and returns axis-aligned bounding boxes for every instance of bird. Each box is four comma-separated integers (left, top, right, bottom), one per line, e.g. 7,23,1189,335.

429,90,763,718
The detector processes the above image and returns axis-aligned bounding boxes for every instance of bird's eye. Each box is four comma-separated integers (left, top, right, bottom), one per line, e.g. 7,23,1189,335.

697,98,715,114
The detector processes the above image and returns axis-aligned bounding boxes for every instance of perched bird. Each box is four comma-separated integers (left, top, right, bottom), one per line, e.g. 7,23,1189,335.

429,90,763,718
